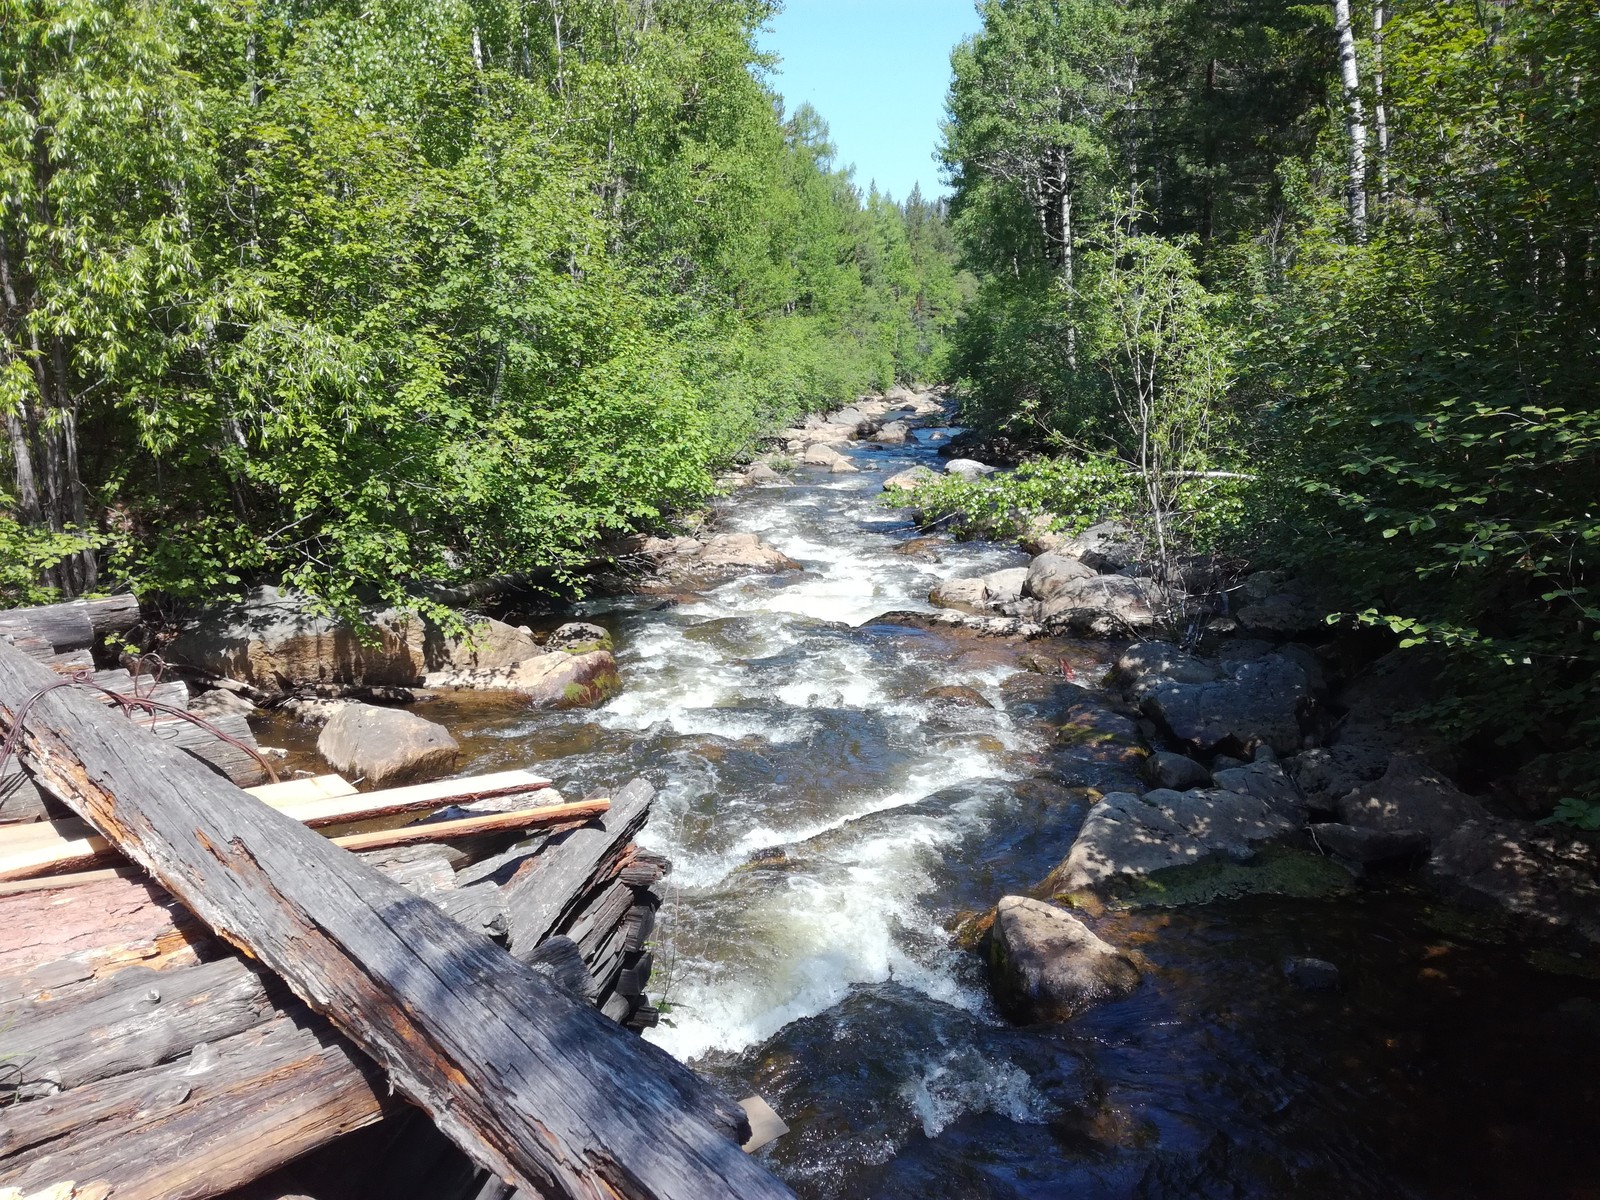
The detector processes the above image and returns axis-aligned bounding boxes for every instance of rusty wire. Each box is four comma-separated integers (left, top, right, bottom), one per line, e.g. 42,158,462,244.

0,662,280,786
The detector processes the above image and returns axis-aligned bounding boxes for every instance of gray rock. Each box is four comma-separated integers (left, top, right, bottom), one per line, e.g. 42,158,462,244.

1019,514,1069,556
424,649,620,709
1024,553,1098,602
746,463,783,483
1109,641,1224,697
1144,750,1211,791
802,442,856,471
1058,521,1139,573
317,703,460,787
545,621,612,652
930,567,1029,614
1235,592,1325,637
1310,822,1429,864
1212,754,1250,772
1040,575,1169,636
988,896,1141,1022
1284,957,1340,991
882,465,940,494
1050,787,1301,893
639,532,800,585
873,420,910,444
1142,653,1316,755
1212,758,1301,808
1338,754,1486,844
928,576,989,613
170,588,544,697
944,457,997,480
1428,818,1600,944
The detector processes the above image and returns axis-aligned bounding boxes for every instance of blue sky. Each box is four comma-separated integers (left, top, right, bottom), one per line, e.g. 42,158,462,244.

758,1,984,202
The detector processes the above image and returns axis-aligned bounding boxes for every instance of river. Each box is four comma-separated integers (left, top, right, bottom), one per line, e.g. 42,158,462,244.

363,420,1596,1199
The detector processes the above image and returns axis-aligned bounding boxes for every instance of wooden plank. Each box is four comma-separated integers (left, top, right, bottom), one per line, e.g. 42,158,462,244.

325,800,608,853
279,769,551,828
247,774,359,805
0,799,605,883
0,644,790,1200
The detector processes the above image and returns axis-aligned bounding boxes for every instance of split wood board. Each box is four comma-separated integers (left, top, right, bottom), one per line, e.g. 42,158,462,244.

0,770,554,882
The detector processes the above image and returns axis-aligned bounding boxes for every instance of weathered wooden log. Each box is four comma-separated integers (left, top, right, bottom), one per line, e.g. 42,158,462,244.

0,594,139,652
1,958,277,1100
495,780,656,955
0,644,791,1200
0,1013,396,1200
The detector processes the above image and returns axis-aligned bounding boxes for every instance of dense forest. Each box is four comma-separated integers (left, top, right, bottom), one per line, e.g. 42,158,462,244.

930,0,1600,812
0,0,965,614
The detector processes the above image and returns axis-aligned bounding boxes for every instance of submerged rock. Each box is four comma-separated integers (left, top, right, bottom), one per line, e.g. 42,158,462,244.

1284,956,1341,992
987,896,1140,1022
317,702,459,787
1427,818,1600,944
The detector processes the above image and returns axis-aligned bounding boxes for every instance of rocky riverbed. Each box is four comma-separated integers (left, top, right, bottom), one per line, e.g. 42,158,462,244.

168,386,1600,1200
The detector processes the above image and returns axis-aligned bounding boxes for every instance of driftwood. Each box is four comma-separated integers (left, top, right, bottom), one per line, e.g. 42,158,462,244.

0,594,140,654
0,643,787,1200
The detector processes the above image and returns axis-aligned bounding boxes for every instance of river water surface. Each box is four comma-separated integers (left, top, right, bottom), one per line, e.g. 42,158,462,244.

350,426,1597,1199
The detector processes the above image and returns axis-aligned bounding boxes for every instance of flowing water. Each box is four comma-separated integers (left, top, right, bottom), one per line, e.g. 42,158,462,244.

289,426,1600,1198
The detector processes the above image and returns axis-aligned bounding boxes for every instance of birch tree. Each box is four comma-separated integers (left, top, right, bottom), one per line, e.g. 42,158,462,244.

1332,0,1368,239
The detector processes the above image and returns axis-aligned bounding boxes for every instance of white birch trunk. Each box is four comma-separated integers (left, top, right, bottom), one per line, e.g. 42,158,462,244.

1333,0,1368,240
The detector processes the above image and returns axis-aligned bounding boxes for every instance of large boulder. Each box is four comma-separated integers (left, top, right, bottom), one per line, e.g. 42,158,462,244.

1143,750,1211,791
1039,574,1169,636
169,588,545,696
930,567,1029,614
1024,554,1098,602
1235,591,1326,638
425,649,620,709
882,465,940,494
872,420,910,444
545,621,612,653
944,457,997,481
987,896,1141,1022
1337,754,1486,844
1055,521,1139,573
1047,786,1302,895
1108,641,1224,696
317,703,460,787
638,532,800,586
1141,653,1317,756
802,442,857,472
1427,818,1600,944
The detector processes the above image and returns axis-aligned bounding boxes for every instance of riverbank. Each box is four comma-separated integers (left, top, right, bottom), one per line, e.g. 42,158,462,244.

126,388,1600,1198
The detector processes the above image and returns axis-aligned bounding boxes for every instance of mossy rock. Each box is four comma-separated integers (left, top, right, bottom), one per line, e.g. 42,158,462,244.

1073,846,1354,910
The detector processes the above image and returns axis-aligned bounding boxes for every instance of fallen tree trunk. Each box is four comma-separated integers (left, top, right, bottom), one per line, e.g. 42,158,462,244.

0,594,140,654
0,643,790,1200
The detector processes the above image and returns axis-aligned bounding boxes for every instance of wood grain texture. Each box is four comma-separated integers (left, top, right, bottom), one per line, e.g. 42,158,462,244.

0,644,790,1200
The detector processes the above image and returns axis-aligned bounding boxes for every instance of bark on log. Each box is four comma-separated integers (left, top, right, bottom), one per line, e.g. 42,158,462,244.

0,595,139,652
0,643,790,1200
